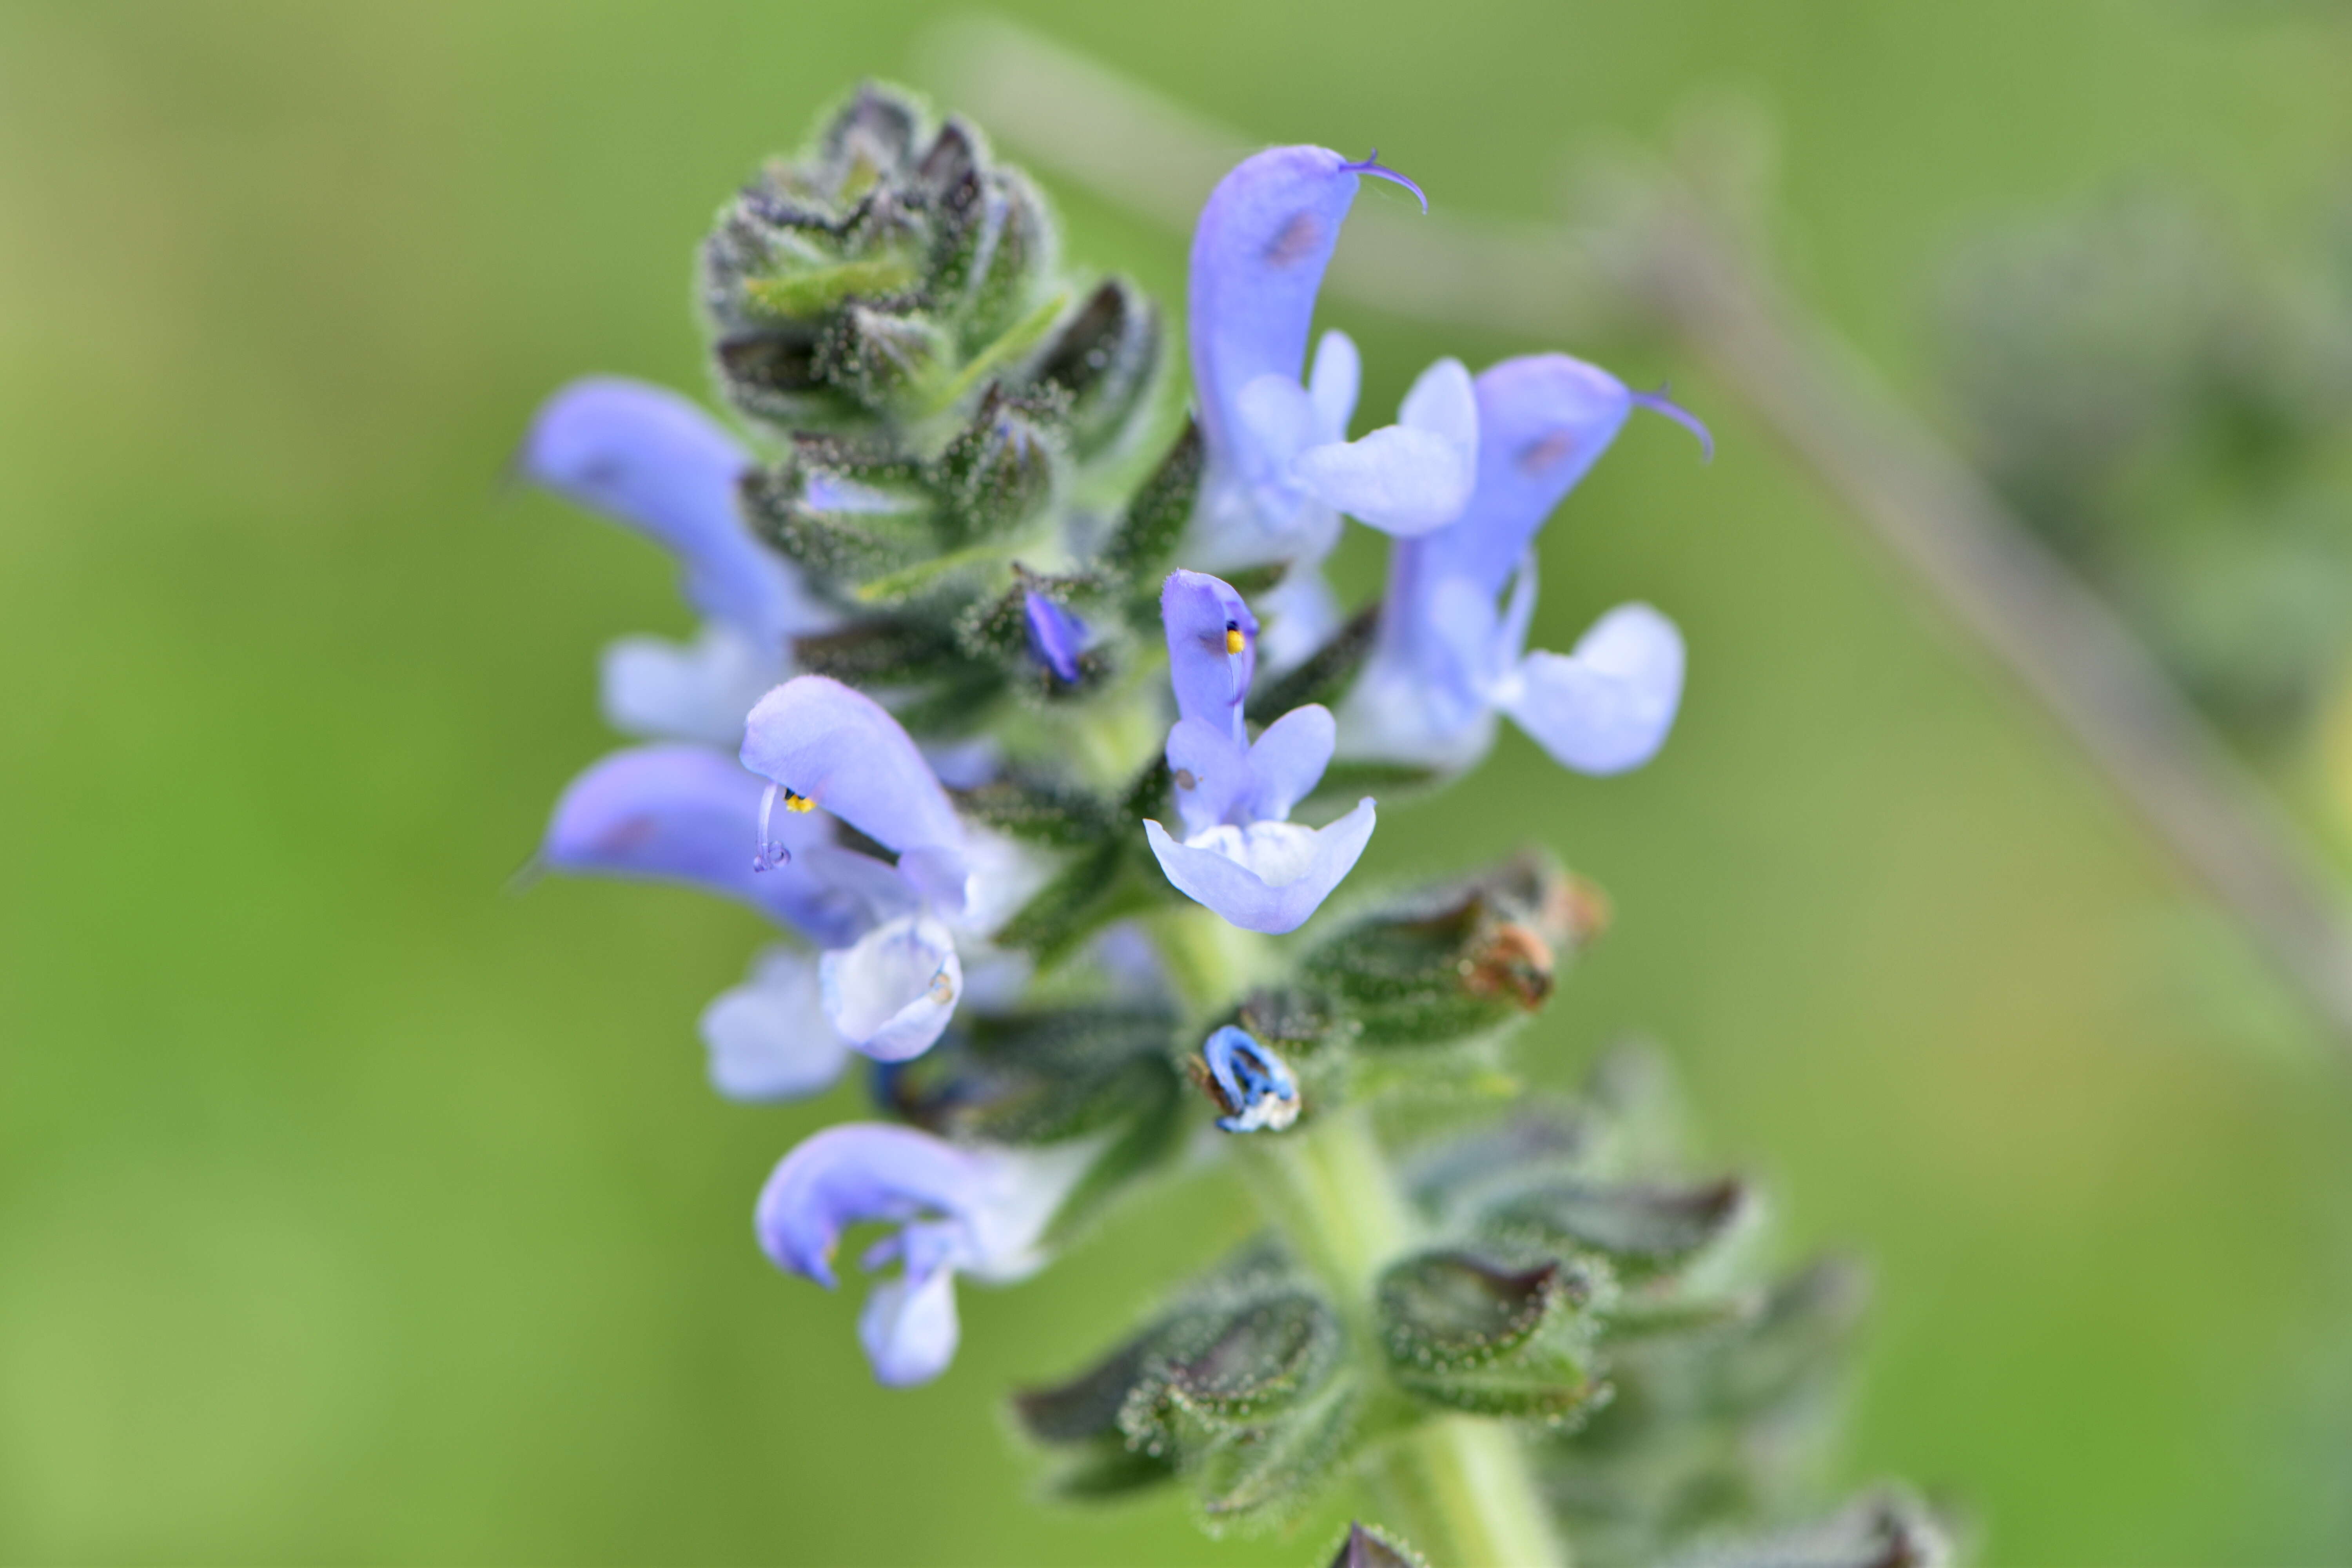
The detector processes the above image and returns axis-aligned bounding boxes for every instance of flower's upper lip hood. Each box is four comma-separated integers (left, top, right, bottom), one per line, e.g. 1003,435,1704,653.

1187,145,1363,473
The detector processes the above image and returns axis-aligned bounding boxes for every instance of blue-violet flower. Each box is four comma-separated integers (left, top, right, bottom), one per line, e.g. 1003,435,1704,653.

740,675,1046,1061
1338,354,1702,774
757,1123,1097,1385
1142,571,1376,934
1185,144,1478,684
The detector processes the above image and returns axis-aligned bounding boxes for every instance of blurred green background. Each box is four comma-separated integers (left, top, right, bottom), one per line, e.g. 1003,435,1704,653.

4,2,2351,1563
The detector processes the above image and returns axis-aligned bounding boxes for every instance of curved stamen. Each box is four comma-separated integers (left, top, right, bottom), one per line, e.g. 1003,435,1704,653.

1629,385,1715,463
1340,148,1428,214
751,781,792,873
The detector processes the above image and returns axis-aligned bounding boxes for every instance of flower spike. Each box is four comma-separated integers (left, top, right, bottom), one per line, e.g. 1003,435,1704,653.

514,113,1754,1506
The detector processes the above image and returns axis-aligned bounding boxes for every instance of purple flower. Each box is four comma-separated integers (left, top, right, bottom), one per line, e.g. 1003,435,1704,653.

1338,355,1701,774
518,377,833,745
1160,567,1260,741
756,1123,1095,1386
1184,147,1478,573
742,676,970,906
739,676,1050,1061
1143,572,1376,935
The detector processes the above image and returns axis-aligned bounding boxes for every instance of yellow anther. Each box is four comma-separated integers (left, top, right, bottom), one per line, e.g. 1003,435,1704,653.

783,789,816,814
1225,627,1245,654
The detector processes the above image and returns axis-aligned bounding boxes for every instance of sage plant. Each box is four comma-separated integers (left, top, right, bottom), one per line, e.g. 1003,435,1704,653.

521,84,1946,1568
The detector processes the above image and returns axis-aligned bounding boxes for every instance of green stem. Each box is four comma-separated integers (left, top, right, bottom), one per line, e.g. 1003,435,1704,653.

1145,909,1567,1566
1366,1416,1566,1568
1247,1110,1567,1568
1144,903,1267,1021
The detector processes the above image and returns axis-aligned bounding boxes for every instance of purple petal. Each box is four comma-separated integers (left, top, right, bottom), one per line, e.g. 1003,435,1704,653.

1188,147,1362,475
518,377,819,645
1022,590,1087,683
819,913,962,1062
740,677,967,868
1337,549,1501,771
857,1259,962,1387
1256,566,1343,678
1142,798,1376,935
1232,373,1327,490
698,947,851,1102
1160,570,1259,740
755,1123,983,1289
1498,603,1684,775
1295,357,1479,536
1241,703,1336,822
1168,702,1335,835
1296,427,1474,537
1166,716,1252,839
1307,330,1362,440
1423,355,1636,600
598,624,782,748
541,744,877,947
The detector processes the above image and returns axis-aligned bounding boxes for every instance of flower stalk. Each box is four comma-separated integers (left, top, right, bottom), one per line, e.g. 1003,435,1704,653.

1239,1106,1564,1567
1167,906,1565,1564
516,79,1947,1568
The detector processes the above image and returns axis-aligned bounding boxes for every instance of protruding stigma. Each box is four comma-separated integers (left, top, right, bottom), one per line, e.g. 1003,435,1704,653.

751,782,794,874
1340,149,1428,214
1630,385,1716,463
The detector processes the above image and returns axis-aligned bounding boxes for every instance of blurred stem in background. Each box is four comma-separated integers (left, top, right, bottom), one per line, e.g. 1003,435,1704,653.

928,16,2352,1057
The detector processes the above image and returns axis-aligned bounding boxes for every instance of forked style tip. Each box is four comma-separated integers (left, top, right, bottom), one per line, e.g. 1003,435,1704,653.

1341,148,1428,214
1630,384,1715,463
